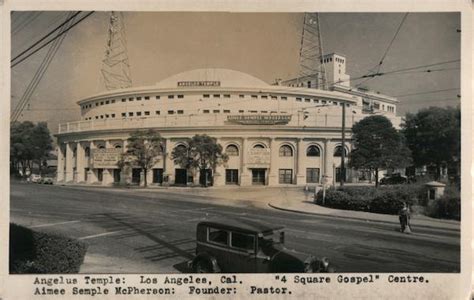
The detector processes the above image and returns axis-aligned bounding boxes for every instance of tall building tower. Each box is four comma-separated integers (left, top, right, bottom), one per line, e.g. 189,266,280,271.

297,13,327,90
320,53,351,87
101,12,132,90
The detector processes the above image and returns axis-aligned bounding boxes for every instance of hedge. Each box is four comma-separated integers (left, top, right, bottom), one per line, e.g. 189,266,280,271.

10,223,87,274
426,186,461,220
315,185,425,215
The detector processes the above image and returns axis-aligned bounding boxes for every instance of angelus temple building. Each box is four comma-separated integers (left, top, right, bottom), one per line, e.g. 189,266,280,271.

55,54,401,187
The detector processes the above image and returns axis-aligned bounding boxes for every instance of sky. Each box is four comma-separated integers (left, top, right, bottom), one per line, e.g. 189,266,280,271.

11,12,461,133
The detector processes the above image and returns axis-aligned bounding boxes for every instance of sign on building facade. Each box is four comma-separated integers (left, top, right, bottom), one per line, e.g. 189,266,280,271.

247,148,271,168
91,148,123,168
227,115,291,125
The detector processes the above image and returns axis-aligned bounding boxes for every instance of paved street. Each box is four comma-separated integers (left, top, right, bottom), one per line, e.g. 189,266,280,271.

10,181,460,273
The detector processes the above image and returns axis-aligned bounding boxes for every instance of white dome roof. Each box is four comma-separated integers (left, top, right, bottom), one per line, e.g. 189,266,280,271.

155,68,269,88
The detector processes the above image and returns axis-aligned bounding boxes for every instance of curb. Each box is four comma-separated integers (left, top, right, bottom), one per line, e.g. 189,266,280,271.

267,202,460,232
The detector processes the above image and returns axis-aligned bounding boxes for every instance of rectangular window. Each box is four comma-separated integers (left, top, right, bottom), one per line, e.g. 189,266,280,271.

155,111,160,115
145,96,150,100
129,97,134,101
238,110,244,113
95,116,98,119
271,95,278,100
249,110,258,113
261,95,268,99
153,168,164,184
230,232,255,252
122,98,126,102
223,110,230,113
279,169,293,184
261,111,268,113
177,110,184,114
313,99,319,103
225,169,239,185
224,94,230,98
296,97,302,102
155,95,160,100
335,168,347,183
177,95,184,99
373,102,380,109
168,110,174,114
203,94,210,98
144,111,150,116
213,110,220,113
208,227,228,246
137,97,142,101
168,95,174,99
306,168,320,183
136,112,142,116
100,115,104,119
322,100,327,104
105,114,109,118
111,113,115,118
305,98,311,102
281,96,287,100
111,100,115,103
239,94,245,98
213,94,220,98
121,113,126,117
106,100,110,104
129,112,133,116
251,95,258,99
203,110,210,113
100,101,104,105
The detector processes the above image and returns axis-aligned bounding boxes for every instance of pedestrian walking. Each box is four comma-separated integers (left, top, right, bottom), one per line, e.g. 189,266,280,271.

399,202,412,234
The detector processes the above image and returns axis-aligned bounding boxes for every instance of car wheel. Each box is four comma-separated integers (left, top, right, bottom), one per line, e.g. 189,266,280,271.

194,259,212,273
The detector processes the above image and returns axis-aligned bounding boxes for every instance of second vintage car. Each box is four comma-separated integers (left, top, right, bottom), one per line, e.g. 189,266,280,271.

189,218,333,273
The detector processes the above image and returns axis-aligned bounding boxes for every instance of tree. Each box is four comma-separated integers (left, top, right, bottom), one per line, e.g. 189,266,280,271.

402,106,460,180
124,129,163,187
10,121,53,177
349,115,412,187
171,134,228,187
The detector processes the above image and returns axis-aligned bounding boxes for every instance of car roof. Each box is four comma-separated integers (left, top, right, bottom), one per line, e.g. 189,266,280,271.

198,218,285,234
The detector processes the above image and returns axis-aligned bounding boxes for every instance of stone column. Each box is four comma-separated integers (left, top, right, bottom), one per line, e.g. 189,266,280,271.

164,138,174,185
56,144,65,182
296,138,305,185
268,138,279,186
240,138,251,186
121,139,131,185
87,141,97,184
76,142,85,183
65,142,74,182
102,140,113,185
323,139,333,185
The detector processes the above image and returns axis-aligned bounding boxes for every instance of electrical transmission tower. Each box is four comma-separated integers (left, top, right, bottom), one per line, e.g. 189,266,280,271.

101,12,132,90
297,13,327,90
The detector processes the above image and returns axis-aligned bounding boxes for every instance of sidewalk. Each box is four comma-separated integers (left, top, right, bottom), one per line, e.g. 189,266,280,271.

268,190,460,231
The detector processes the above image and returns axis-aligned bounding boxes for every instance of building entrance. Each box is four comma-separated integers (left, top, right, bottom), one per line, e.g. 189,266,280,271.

175,168,187,185
132,168,141,184
251,169,266,185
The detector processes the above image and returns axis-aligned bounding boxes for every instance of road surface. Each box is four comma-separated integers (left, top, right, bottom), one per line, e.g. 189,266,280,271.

10,181,460,273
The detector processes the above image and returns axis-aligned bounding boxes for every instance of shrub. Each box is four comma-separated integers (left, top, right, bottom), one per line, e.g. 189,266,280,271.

10,223,87,273
316,185,424,215
426,185,461,220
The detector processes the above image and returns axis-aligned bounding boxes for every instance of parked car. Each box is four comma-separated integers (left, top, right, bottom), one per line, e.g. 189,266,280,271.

40,176,54,185
189,218,333,273
29,174,42,183
380,174,408,185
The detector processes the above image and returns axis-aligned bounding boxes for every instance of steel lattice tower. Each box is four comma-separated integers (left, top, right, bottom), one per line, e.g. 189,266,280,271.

101,12,132,90
297,13,327,90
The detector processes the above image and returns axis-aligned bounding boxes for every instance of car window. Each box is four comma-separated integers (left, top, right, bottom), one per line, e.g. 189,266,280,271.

208,227,228,245
231,232,255,252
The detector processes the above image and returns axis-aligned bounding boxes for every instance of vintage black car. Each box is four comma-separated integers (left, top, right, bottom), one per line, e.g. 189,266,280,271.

380,174,408,185
189,219,333,273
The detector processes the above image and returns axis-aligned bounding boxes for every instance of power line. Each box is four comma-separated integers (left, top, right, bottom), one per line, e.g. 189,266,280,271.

11,11,82,64
377,13,409,71
12,12,43,35
394,88,460,98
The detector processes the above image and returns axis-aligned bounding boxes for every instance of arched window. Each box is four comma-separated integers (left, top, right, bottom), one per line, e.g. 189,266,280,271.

84,147,90,157
97,145,105,149
114,144,122,149
226,145,239,156
306,145,321,157
72,148,77,157
334,145,348,157
253,144,265,149
279,145,293,157
175,144,187,151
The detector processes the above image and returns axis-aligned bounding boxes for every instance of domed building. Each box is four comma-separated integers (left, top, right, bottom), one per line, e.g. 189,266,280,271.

56,55,401,187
